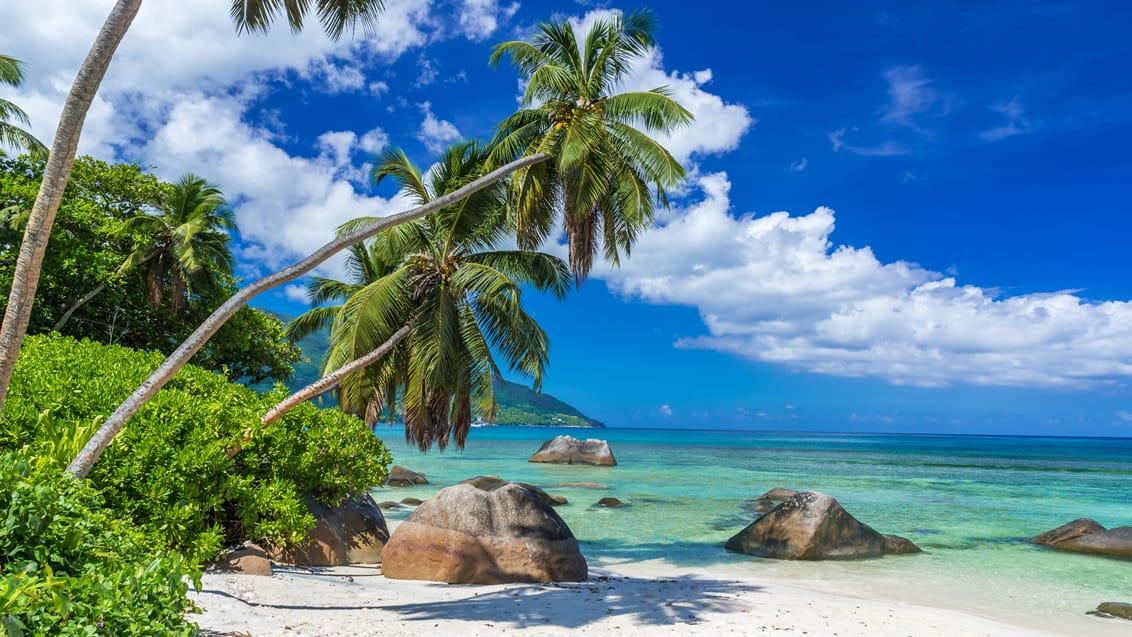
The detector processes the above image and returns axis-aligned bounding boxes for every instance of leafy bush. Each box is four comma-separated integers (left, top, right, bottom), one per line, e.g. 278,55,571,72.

0,452,196,636
1,334,391,564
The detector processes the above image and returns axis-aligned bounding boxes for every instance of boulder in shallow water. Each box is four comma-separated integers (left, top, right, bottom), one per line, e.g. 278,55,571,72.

529,435,617,466
382,483,587,584
725,491,911,560
596,497,626,508
385,465,429,487
400,497,424,506
460,475,507,490
274,493,390,566
1032,518,1106,545
378,501,401,510
1033,519,1132,558
1095,602,1132,621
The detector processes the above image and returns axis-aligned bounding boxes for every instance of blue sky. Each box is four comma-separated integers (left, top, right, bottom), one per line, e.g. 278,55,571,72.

4,1,1132,435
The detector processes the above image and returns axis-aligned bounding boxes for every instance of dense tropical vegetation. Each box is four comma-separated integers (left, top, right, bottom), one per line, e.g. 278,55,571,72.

1,334,389,631
0,155,300,384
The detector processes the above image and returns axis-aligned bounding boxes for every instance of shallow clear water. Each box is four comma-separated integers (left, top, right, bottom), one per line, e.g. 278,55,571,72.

373,427,1132,627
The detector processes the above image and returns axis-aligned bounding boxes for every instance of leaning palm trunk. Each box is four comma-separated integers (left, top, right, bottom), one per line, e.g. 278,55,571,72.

66,153,551,478
0,0,143,412
52,282,107,332
261,324,410,426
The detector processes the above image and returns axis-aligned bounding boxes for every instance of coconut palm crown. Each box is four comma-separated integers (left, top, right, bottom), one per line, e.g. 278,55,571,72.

0,55,46,154
119,174,237,314
489,9,693,280
230,0,384,39
288,141,570,450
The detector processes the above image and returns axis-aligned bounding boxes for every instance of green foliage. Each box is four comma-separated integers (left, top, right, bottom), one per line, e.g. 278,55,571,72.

289,142,571,450
0,154,300,384
0,452,196,636
0,55,46,154
1,334,391,565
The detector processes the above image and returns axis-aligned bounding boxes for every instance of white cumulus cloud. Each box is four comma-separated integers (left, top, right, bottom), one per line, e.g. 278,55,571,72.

417,101,462,154
456,0,520,41
597,172,1132,389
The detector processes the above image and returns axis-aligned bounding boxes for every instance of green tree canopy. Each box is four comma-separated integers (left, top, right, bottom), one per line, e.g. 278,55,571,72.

0,154,299,384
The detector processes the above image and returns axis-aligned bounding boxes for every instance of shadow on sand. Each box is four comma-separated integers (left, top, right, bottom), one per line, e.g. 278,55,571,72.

199,571,762,628
379,572,762,628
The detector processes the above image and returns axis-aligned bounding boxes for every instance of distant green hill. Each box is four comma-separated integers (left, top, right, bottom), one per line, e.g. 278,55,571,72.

260,309,602,427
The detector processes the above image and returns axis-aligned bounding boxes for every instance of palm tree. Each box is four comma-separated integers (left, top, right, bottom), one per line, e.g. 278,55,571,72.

69,11,690,478
264,142,570,451
489,10,693,280
118,174,237,314
0,55,46,154
0,0,387,415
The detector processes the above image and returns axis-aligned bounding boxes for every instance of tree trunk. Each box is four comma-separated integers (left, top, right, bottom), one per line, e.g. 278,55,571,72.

66,152,551,477
226,324,413,459
52,282,106,332
0,0,143,412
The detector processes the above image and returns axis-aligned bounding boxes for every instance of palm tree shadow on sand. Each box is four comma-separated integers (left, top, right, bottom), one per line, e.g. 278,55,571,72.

380,573,762,628
198,570,762,628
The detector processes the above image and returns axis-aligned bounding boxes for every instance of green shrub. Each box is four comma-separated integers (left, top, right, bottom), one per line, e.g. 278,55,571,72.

1,334,391,564
0,452,196,636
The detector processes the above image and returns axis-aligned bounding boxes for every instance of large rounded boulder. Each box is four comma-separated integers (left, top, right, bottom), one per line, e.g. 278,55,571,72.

725,491,919,560
273,493,390,566
382,483,587,584
529,435,617,466
1033,518,1132,558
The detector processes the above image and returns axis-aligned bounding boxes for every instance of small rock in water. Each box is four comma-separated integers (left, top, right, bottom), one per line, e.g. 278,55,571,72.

596,497,626,508
401,497,424,506
378,501,401,509
553,482,610,490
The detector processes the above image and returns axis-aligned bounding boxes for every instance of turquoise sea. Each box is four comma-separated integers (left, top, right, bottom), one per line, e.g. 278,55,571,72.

373,427,1132,629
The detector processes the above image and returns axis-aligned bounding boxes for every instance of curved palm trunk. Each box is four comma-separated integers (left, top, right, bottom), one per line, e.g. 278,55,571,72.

259,323,410,426
0,0,143,412
52,282,106,332
66,152,551,477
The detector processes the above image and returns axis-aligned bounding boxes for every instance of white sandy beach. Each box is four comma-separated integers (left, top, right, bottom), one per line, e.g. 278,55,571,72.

191,559,1128,637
